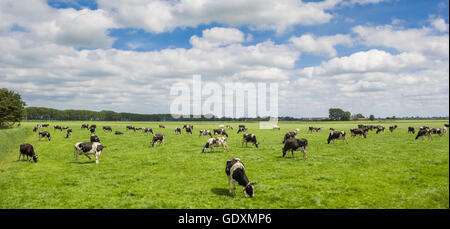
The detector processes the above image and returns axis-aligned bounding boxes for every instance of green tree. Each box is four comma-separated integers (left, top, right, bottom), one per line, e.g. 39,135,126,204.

329,108,351,121
369,114,375,121
0,88,26,128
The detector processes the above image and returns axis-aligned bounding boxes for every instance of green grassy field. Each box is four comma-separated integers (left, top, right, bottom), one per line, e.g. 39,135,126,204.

0,120,448,209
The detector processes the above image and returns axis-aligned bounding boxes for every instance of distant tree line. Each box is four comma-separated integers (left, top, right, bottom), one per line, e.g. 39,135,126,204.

21,106,450,122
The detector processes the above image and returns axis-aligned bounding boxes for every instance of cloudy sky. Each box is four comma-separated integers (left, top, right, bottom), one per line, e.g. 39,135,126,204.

0,0,448,118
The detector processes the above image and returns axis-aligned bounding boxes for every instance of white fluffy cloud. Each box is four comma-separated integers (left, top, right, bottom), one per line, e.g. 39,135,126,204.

353,23,449,58
0,0,117,49
289,34,353,57
97,0,340,34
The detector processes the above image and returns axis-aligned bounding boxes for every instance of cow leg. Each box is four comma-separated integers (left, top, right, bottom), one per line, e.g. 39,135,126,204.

228,176,232,194
95,154,99,164
232,181,237,197
85,154,92,160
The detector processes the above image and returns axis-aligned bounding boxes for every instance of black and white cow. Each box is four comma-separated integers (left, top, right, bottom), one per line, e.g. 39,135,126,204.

282,138,308,158
39,131,51,141
66,129,72,138
103,126,112,132
151,134,165,147
415,129,432,140
430,128,443,137
202,137,229,153
214,128,228,137
350,128,367,138
389,125,398,132
74,142,104,164
199,129,212,137
42,124,49,128
19,143,38,162
54,125,63,131
89,125,96,134
327,131,348,144
408,127,415,134
81,124,89,129
115,131,123,135
237,126,248,134
174,127,182,134
376,126,385,134
159,124,166,129
226,158,255,198
142,128,154,135
126,125,136,131
226,125,233,130
183,124,194,130
90,134,100,143
282,131,297,144
242,133,259,148
184,126,193,134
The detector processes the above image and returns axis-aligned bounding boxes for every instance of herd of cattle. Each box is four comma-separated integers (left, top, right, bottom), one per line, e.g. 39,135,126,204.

18,122,449,198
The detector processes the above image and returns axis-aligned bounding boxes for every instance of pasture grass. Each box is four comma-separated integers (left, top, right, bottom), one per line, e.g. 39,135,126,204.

0,120,448,209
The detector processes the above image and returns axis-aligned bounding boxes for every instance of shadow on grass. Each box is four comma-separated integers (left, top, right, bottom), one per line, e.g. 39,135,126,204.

211,188,231,197
67,161,96,164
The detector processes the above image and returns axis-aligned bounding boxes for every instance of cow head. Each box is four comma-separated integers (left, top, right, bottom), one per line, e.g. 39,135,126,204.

244,182,256,198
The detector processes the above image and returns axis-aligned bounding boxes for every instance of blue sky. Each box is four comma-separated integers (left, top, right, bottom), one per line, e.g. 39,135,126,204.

0,0,448,118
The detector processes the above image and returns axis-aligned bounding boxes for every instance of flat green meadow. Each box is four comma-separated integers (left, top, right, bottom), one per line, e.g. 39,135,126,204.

0,120,448,209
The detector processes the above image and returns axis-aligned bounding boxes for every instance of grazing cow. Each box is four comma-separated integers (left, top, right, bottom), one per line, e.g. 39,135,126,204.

115,131,123,135
415,129,432,140
74,142,104,164
214,128,228,137
39,131,51,141
242,134,259,148
42,124,49,128
282,131,297,144
174,127,182,134
218,124,225,129
376,126,385,134
90,134,100,143
389,125,397,132
142,128,154,135
159,124,166,129
202,137,229,153
66,129,72,138
126,125,136,131
199,129,212,137
135,127,143,131
273,125,280,130
183,124,194,130
350,128,367,138
226,158,255,198
309,126,322,133
327,131,348,144
226,125,233,130
81,124,89,129
408,127,415,134
282,138,308,158
19,143,38,162
184,126,193,134
54,125,63,131
430,128,443,137
103,126,112,132
237,126,248,134
89,125,96,134
61,126,69,130
151,134,165,147
33,126,39,132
